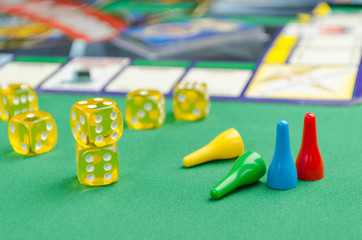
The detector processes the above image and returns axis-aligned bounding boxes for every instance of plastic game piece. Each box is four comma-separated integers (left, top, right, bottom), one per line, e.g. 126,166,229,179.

210,151,266,200
267,120,297,190
183,128,244,168
295,113,324,181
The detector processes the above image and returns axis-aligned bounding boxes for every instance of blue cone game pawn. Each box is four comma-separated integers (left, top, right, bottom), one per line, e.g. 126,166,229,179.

267,120,297,190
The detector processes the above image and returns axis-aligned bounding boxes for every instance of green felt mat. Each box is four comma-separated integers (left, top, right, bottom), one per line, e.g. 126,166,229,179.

0,93,361,239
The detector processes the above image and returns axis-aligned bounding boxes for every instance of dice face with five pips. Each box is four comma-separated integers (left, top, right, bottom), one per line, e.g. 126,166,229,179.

173,82,209,121
125,89,165,130
8,111,57,155
0,84,38,122
70,98,123,148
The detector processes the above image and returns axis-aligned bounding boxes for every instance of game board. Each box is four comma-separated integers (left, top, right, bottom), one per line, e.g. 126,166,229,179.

245,9,362,105
0,56,255,99
0,6,361,105
112,17,264,59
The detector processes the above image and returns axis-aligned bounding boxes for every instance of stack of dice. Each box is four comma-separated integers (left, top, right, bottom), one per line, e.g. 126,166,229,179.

70,98,124,186
1,84,58,155
124,83,209,130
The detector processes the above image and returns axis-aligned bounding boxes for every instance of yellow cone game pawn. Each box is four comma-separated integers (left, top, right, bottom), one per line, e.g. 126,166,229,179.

183,128,244,167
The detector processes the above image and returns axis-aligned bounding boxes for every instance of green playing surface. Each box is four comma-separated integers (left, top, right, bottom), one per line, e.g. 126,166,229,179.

0,93,361,239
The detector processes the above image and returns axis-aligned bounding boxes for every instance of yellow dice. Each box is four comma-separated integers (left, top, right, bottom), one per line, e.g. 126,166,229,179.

70,98,123,147
126,89,165,130
173,82,209,121
76,143,119,186
0,84,38,122
8,110,57,155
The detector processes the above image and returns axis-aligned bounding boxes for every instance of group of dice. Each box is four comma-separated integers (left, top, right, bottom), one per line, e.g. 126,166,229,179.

1,84,57,156
70,98,124,186
125,82,210,130
69,82,210,186
2,80,209,187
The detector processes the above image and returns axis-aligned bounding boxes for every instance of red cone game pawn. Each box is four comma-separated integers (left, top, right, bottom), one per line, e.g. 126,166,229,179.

296,113,324,181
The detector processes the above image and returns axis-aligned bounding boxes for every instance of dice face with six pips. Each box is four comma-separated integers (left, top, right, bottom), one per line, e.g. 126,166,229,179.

76,143,119,186
0,84,38,122
70,98,123,147
125,90,165,130
173,82,209,121
8,110,57,155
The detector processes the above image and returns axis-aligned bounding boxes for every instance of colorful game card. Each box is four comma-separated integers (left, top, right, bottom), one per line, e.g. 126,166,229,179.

122,17,258,47
40,57,130,93
113,17,263,59
0,56,66,88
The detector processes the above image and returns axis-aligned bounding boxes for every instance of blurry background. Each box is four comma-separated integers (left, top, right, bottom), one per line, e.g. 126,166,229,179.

0,0,361,61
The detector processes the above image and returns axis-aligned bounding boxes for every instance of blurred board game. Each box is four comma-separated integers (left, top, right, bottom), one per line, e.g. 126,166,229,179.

0,55,255,99
246,4,362,105
0,14,69,50
0,0,127,42
112,17,265,59
0,2,361,105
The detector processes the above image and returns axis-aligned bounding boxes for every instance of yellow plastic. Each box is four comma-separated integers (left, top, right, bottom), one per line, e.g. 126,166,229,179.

275,36,298,47
312,2,331,16
264,47,290,63
183,128,244,167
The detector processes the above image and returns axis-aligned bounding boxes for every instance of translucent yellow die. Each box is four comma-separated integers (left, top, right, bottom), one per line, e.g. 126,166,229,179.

0,84,38,121
8,110,57,155
173,82,209,121
70,98,123,147
76,143,119,186
126,90,165,130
